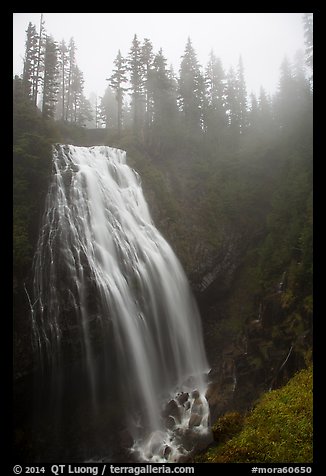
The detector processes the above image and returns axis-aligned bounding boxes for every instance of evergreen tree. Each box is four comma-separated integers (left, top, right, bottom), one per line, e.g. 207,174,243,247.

248,92,259,129
303,13,313,77
22,22,38,100
13,75,24,104
236,55,248,134
99,85,118,129
274,53,312,144
225,66,239,131
292,49,313,141
95,95,101,128
204,51,227,142
76,95,93,126
141,38,155,131
259,87,272,119
258,86,274,134
70,65,84,123
167,65,179,115
33,13,45,106
65,38,77,121
151,48,179,140
225,57,248,137
56,39,68,121
127,34,145,135
42,35,58,119
84,92,100,128
109,50,128,136
274,56,296,132
246,87,275,145
178,37,205,134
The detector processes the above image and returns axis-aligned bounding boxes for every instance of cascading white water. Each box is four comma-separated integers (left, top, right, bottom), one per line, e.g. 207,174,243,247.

32,144,211,462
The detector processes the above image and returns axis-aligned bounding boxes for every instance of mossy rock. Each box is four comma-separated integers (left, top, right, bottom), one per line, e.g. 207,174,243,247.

211,411,245,443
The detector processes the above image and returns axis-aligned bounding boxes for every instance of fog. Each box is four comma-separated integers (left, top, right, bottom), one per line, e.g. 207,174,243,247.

13,12,307,98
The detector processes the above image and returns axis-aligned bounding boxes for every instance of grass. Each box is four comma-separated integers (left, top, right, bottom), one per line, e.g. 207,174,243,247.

201,366,312,463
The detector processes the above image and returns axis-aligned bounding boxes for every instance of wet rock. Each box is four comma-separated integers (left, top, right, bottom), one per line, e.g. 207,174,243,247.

165,416,175,430
178,454,191,463
177,392,189,405
163,445,172,459
192,396,203,415
189,412,202,428
184,401,191,411
191,397,205,416
205,382,218,401
191,389,200,399
163,399,181,423
195,430,214,451
182,428,196,451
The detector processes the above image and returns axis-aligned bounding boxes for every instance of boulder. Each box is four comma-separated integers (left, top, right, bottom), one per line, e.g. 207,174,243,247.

191,389,200,399
163,445,172,459
177,392,189,405
163,399,181,423
165,416,175,430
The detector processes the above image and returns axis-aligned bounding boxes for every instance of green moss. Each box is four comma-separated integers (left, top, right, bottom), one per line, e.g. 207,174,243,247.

211,412,245,443
202,367,312,463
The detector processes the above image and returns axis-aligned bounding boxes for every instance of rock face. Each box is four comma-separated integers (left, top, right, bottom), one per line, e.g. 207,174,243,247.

189,237,244,296
149,173,311,425
201,284,311,424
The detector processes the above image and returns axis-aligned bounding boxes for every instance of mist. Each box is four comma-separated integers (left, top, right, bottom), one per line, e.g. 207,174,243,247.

13,12,307,98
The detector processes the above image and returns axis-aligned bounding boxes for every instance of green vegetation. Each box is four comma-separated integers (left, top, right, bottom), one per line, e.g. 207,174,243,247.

13,77,58,286
211,412,245,443
200,366,312,463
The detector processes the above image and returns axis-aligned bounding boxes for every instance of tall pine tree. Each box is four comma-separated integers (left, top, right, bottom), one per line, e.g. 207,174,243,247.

56,39,68,121
141,38,155,132
22,22,38,100
178,37,205,135
99,85,118,129
236,55,248,134
65,38,77,121
303,13,313,79
42,35,58,119
128,34,145,135
109,50,128,136
258,86,274,135
33,13,45,106
274,56,296,132
204,51,227,144
225,66,238,131
150,48,179,147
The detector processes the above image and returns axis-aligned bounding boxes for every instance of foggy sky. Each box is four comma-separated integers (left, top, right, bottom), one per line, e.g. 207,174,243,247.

13,13,308,99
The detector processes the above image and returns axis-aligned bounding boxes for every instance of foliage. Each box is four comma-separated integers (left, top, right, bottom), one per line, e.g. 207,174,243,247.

178,37,205,134
202,367,312,463
109,50,128,135
42,35,59,119
303,13,313,74
13,77,58,285
211,412,245,443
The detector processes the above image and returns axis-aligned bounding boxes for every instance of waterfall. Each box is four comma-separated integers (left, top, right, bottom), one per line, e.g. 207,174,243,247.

31,144,211,462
